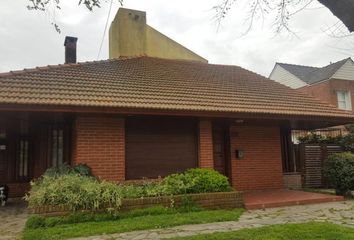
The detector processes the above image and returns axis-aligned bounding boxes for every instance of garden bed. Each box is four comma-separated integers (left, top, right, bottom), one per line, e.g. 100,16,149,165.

28,191,243,216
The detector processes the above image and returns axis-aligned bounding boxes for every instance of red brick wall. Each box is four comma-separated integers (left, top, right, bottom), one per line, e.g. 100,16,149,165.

299,79,354,111
198,119,214,168
7,182,30,198
72,116,125,182
230,125,283,191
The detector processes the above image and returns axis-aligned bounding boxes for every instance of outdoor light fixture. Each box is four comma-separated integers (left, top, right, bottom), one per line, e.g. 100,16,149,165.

234,119,244,123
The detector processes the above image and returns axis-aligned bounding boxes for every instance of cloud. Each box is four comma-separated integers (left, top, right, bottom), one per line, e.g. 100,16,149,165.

0,0,353,77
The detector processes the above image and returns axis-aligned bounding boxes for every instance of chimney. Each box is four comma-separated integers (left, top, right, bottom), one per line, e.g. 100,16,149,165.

64,36,78,64
109,8,147,59
108,8,207,63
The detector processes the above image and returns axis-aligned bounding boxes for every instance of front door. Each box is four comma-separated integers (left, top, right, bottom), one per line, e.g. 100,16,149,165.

212,123,229,176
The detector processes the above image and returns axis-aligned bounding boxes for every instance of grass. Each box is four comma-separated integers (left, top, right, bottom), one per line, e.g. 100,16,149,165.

169,222,354,240
22,207,244,240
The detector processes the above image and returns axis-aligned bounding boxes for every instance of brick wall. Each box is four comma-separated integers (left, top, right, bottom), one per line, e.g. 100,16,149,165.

7,182,30,198
198,119,214,168
230,125,283,191
73,116,125,182
299,79,354,111
28,191,244,216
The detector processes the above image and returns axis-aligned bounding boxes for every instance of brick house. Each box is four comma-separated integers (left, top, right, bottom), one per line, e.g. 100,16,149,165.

270,58,354,113
1,8,354,197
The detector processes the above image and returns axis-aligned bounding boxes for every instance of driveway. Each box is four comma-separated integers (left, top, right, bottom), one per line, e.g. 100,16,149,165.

0,200,27,240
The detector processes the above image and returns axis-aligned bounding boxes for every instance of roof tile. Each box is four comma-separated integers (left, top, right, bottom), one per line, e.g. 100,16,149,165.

0,56,353,119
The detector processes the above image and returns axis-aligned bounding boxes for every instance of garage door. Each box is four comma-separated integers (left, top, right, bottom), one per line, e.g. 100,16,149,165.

126,117,198,179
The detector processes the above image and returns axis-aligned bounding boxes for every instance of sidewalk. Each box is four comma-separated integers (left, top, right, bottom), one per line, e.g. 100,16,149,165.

70,201,354,240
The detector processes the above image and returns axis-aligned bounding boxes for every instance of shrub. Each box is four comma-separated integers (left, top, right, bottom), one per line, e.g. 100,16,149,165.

25,174,122,212
324,152,354,196
25,168,233,212
162,169,233,195
297,132,354,153
44,163,92,177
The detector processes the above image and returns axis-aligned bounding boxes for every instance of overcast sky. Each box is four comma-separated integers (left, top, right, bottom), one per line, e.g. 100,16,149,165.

0,0,353,76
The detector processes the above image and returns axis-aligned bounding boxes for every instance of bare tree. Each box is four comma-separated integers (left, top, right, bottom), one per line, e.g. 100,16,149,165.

213,0,316,35
27,0,123,33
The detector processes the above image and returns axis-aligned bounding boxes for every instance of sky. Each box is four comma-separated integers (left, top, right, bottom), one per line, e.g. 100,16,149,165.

0,0,353,77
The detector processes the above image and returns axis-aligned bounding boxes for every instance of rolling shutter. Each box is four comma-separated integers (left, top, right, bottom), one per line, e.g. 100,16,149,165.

126,117,198,179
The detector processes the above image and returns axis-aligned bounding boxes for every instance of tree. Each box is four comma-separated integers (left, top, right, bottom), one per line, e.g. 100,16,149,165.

213,0,354,35
27,0,123,33
28,0,354,36
27,0,112,11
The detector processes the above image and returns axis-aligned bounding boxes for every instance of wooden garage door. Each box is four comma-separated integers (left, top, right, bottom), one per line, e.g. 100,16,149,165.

126,117,198,179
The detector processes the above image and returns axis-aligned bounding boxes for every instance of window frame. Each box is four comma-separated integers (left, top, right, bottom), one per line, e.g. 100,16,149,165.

16,119,31,181
47,124,70,168
336,90,352,111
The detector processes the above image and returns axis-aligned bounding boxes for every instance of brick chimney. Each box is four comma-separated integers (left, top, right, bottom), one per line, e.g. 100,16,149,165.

64,36,78,64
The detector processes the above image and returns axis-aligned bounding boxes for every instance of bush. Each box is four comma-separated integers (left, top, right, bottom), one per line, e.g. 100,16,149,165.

25,168,233,213
44,163,92,177
162,169,233,195
25,174,122,212
324,152,354,196
297,132,354,153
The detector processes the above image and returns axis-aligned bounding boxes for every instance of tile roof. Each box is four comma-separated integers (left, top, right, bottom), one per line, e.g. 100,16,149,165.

278,58,350,85
0,56,353,120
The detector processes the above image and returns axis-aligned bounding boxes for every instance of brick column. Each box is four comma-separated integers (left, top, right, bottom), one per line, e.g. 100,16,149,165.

198,119,214,169
72,116,125,182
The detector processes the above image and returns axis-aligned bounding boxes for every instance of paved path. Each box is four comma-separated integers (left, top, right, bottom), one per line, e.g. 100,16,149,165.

71,201,354,240
0,201,27,240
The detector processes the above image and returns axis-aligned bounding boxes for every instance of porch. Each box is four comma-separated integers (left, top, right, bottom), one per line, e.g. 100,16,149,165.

0,112,72,197
0,109,350,199
244,189,344,210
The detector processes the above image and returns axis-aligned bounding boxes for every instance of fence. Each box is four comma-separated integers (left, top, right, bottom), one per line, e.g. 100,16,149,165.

297,144,343,188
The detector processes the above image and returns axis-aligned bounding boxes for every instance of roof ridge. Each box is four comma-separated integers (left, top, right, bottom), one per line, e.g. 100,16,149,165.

278,57,351,70
319,57,349,69
277,62,319,69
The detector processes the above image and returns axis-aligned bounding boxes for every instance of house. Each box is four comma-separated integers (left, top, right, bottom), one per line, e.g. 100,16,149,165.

1,8,354,197
270,58,354,113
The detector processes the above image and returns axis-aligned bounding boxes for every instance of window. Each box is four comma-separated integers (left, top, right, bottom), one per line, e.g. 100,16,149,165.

17,120,30,179
18,139,29,178
49,125,66,167
337,91,352,110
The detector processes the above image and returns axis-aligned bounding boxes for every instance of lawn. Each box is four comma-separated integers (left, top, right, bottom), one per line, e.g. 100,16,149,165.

170,222,354,240
22,207,244,240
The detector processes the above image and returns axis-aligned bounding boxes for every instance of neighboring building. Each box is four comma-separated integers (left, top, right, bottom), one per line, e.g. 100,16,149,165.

270,58,354,112
1,8,354,197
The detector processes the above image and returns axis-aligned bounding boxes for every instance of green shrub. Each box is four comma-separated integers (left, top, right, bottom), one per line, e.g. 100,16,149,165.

324,152,354,196
25,168,233,213
25,174,122,212
44,163,92,177
162,169,232,195
297,132,354,153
